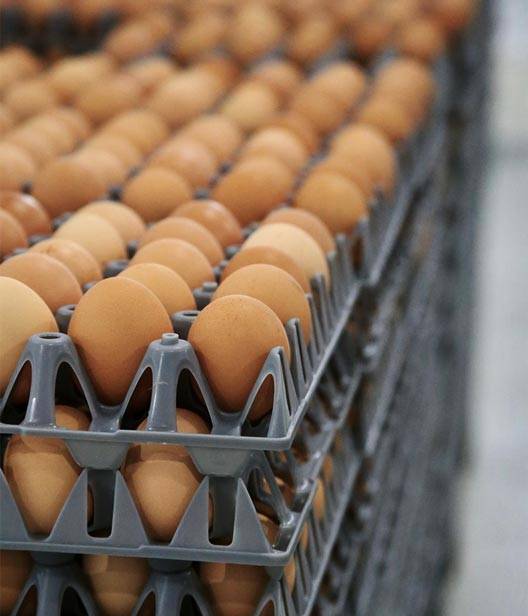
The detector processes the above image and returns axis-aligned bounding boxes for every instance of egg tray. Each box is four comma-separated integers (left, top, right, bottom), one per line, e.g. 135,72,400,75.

0,5,121,55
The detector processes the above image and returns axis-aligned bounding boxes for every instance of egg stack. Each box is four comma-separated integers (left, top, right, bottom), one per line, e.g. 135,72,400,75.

0,0,487,614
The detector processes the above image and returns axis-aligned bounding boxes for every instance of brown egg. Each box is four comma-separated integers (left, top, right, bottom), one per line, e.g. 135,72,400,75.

287,13,337,64
241,128,309,172
147,71,220,128
54,213,126,265
0,209,28,257
244,223,330,287
430,0,477,34
28,116,77,154
83,554,150,616
74,149,127,187
122,168,193,223
0,191,51,237
119,263,195,315
0,143,36,190
85,134,142,168
212,156,294,225
313,478,325,520
148,137,218,189
395,17,447,63
32,157,106,217
194,56,240,92
265,111,320,154
139,217,223,265
214,264,312,343
188,295,290,418
357,95,415,143
68,277,172,404
4,405,92,535
74,74,143,126
0,103,15,135
174,10,227,62
125,56,175,93
263,207,335,253
123,409,208,541
80,201,146,244
180,114,243,162
350,14,394,60
225,3,284,63
331,124,397,194
221,82,280,133
310,61,366,109
251,60,302,102
310,155,373,200
30,239,102,287
0,550,33,616
130,238,215,290
104,21,158,63
47,107,92,141
4,128,56,166
0,252,82,313
172,199,243,249
294,172,367,235
0,277,57,395
290,86,346,135
220,246,310,293
4,78,58,121
103,110,169,155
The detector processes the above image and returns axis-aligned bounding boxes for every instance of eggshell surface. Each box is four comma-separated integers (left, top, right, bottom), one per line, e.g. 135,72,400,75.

263,207,335,253
80,201,146,243
172,199,243,248
0,209,28,256
0,550,33,615
0,191,51,236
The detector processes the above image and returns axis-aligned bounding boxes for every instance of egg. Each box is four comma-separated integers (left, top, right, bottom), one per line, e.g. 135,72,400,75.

171,199,243,249
331,124,397,194
125,56,175,93
84,134,143,168
0,143,36,190
148,137,218,189
139,217,223,265
32,157,106,217
225,3,284,63
430,0,477,34
294,172,368,235
83,554,150,616
79,201,146,244
395,17,447,63
4,128,56,166
54,214,126,265
47,107,91,141
123,409,208,541
241,128,309,172
0,550,33,615
104,21,158,63
4,78,58,122
0,277,57,395
47,54,115,102
194,56,240,92
73,149,127,188
0,252,82,313
180,114,243,162
174,10,227,62
214,264,312,343
29,238,102,287
4,405,92,535
290,86,345,135
0,209,28,257
350,14,394,60
0,191,51,237
310,61,366,108
357,96,415,144
103,110,169,155
122,168,193,223
251,60,302,102
263,207,335,253
119,263,195,315
28,116,77,154
313,478,326,520
188,295,290,419
68,277,172,405
130,238,214,291
221,83,280,133
265,111,320,153
220,245,310,292
74,74,143,125
212,156,294,225
310,155,373,199
244,223,330,287
0,104,15,135
147,71,220,128
287,13,337,64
